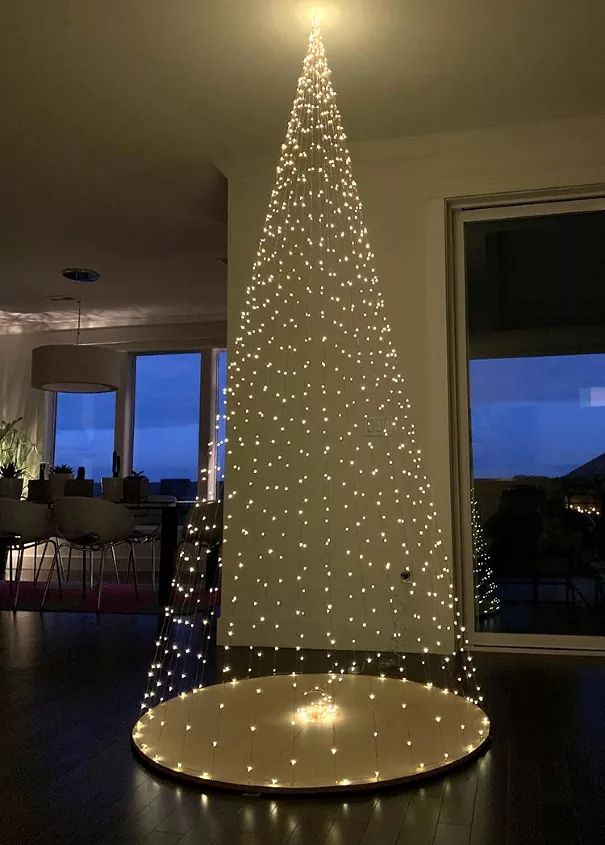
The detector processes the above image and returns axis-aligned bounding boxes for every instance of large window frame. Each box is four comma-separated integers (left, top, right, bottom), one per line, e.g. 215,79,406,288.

45,346,226,502
449,188,605,654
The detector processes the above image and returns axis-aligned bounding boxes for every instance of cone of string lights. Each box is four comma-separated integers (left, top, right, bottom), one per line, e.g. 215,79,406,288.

472,494,500,617
132,20,490,793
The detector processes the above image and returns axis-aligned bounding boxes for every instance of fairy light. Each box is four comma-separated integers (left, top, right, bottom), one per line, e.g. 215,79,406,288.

133,19,489,792
297,687,338,723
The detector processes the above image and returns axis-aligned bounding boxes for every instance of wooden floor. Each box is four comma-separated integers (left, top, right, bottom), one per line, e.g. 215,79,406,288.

0,613,604,844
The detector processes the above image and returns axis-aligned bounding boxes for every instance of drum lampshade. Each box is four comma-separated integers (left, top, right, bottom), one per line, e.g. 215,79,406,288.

31,344,121,393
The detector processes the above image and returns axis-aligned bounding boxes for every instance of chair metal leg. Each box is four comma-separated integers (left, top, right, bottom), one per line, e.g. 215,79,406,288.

8,548,13,597
41,545,60,609
82,549,87,600
34,541,49,585
54,542,62,597
12,548,25,612
56,545,65,582
111,545,120,583
66,546,73,582
129,543,139,598
90,550,95,590
97,548,106,612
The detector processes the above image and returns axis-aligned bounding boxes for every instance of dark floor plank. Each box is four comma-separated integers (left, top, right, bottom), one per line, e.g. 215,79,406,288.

395,783,443,844
358,793,410,845
0,612,604,845
437,770,478,827
434,823,471,845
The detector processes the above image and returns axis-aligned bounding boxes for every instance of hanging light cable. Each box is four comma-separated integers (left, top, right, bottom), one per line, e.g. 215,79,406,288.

31,268,121,393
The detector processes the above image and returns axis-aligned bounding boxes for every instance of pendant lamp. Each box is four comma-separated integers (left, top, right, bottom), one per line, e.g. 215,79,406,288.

31,269,121,393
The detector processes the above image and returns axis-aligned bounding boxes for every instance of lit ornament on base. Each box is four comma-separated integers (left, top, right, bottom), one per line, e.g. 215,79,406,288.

297,687,338,723
133,19,490,794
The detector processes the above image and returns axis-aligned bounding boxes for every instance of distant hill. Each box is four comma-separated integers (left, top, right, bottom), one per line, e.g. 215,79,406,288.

566,452,605,478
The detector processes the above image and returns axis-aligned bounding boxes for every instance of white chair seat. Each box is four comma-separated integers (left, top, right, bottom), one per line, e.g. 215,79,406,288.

54,497,139,609
0,500,59,610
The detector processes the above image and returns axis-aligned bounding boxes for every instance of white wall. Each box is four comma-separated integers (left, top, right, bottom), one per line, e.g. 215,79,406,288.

220,114,605,650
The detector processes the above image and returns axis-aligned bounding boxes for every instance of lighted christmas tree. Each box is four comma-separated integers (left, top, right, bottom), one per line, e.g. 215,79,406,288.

133,20,489,793
472,494,500,616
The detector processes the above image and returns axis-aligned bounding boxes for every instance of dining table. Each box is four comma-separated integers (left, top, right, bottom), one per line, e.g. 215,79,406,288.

3,494,198,607
121,498,196,605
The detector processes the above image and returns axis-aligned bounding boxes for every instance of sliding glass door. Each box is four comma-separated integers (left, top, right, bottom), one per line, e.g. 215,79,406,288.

452,194,605,649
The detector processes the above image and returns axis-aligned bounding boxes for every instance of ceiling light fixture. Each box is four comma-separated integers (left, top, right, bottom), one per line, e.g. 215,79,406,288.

31,268,121,393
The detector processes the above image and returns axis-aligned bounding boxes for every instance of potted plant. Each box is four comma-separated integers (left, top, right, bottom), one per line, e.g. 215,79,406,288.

0,417,37,494
123,470,149,503
0,461,25,499
65,466,94,498
27,475,51,503
103,451,123,502
102,476,123,502
0,418,37,575
49,464,74,501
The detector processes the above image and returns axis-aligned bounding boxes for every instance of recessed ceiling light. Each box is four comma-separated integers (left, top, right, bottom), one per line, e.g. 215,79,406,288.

62,268,101,283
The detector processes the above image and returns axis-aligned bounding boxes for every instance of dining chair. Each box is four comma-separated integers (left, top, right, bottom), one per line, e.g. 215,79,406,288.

53,497,138,610
0,499,60,611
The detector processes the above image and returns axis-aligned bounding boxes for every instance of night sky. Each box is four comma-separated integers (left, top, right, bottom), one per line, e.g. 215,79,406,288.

470,354,605,478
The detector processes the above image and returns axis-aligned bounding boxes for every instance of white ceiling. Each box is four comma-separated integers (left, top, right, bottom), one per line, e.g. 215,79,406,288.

2,0,605,331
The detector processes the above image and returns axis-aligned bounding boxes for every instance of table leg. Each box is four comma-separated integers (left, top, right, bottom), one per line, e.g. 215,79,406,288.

0,541,8,581
158,506,178,606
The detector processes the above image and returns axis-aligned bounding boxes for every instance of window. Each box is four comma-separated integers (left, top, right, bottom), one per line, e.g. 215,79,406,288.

54,392,116,480
470,354,605,480
457,199,605,641
132,352,202,499
215,350,227,494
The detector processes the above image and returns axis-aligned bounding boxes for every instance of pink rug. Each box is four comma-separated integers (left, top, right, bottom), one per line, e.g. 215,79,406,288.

0,580,220,614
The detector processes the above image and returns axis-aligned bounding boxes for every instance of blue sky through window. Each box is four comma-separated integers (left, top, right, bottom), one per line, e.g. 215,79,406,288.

470,354,605,479
54,392,116,479
215,350,227,486
132,352,201,482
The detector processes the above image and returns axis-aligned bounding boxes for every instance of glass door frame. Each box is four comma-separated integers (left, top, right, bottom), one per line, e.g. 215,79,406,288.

448,188,605,653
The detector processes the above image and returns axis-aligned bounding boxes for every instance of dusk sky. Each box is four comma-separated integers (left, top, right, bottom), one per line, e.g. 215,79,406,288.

55,351,605,484
55,352,210,482
470,354,605,479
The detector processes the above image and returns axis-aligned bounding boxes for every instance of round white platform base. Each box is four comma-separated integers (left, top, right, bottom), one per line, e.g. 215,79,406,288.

133,673,489,793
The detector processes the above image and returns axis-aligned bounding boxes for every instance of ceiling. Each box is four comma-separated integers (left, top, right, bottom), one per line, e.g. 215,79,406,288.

2,0,605,331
